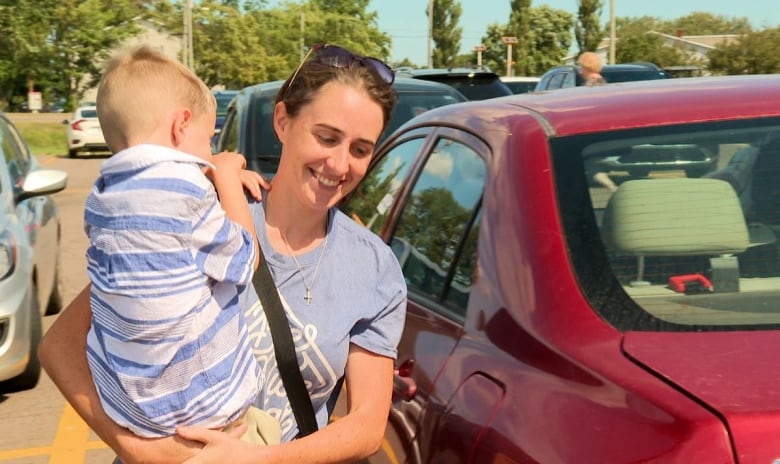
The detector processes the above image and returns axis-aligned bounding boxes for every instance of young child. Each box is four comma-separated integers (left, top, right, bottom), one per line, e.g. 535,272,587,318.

84,44,278,444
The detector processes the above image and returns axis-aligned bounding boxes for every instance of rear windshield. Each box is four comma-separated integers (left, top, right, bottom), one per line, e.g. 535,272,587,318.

553,117,780,331
416,75,512,100
215,93,236,117
80,109,98,118
602,70,668,83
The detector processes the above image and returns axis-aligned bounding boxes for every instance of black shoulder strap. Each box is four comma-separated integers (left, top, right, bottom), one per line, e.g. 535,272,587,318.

253,249,319,437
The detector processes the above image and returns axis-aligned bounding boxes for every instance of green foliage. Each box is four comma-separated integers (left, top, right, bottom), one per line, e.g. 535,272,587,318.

615,33,688,67
3,0,779,107
575,0,604,54
430,0,463,67
708,27,780,74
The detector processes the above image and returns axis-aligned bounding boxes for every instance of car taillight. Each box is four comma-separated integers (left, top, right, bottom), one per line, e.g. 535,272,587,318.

71,119,86,130
0,231,17,280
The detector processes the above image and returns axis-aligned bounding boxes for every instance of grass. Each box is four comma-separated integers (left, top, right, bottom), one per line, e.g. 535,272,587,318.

15,121,67,156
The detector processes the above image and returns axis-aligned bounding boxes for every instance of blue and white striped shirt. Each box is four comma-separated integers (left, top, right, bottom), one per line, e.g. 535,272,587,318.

84,144,263,437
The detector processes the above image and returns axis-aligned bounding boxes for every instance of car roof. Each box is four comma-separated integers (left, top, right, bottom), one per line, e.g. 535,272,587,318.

397,67,500,78
237,76,466,98
409,74,780,138
501,76,540,82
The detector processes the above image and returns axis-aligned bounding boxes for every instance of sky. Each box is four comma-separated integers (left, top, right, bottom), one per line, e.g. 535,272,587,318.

370,0,780,66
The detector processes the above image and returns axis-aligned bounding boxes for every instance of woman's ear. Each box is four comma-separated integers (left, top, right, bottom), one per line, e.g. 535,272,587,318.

273,101,288,144
171,108,193,147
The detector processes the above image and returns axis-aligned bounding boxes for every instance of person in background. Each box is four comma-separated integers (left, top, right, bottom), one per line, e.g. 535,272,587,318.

578,51,608,87
39,43,407,463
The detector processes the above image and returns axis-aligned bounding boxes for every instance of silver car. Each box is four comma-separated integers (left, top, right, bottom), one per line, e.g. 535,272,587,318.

0,113,67,391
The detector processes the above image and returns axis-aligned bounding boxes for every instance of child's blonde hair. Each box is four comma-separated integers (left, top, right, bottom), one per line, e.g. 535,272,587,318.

96,45,215,152
577,51,603,73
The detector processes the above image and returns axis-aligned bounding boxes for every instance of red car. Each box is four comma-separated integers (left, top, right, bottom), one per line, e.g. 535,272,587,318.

340,75,780,463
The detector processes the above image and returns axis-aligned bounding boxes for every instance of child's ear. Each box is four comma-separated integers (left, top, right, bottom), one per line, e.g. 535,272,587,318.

171,108,193,147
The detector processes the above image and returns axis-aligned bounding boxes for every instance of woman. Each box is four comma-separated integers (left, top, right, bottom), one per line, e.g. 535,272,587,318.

39,44,407,463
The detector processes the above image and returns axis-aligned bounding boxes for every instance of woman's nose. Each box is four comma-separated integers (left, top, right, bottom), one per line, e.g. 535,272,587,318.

326,144,350,174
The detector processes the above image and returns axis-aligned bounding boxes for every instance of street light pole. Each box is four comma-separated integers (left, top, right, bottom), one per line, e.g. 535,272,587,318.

501,36,518,77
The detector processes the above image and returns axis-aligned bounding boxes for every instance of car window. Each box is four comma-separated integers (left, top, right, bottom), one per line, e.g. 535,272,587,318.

553,117,780,331
341,138,425,235
391,137,486,320
220,105,239,153
0,116,30,193
548,72,566,89
79,109,98,118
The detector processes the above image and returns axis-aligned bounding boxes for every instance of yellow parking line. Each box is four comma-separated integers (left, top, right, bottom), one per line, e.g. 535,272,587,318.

49,403,94,463
0,404,107,462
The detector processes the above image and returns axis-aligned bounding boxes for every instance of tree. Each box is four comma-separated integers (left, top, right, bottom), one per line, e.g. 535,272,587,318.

615,33,688,68
480,6,573,77
429,0,463,68
507,0,531,75
708,27,780,75
660,12,752,36
575,0,604,54
12,0,147,110
524,5,574,76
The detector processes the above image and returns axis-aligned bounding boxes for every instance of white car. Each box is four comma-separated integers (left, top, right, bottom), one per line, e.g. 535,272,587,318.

500,75,541,94
63,105,109,157
0,112,68,391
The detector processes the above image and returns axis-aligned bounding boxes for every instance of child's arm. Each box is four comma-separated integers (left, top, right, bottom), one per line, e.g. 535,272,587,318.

207,152,260,270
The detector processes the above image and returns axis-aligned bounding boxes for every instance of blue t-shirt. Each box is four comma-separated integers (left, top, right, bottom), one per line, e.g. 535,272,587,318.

240,200,407,442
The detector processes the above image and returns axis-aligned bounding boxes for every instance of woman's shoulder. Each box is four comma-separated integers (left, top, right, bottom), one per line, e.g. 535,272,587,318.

331,209,397,262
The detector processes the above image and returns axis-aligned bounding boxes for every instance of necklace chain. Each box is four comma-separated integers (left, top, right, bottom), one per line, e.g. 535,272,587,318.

280,230,328,305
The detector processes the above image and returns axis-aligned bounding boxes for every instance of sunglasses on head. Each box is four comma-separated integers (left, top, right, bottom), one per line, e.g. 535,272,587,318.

285,44,395,95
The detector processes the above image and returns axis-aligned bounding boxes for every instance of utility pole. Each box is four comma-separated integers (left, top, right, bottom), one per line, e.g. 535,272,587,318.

609,0,616,64
427,0,434,68
183,0,194,70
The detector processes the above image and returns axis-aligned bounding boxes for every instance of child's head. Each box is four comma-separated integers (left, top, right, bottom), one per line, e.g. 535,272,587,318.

96,45,216,159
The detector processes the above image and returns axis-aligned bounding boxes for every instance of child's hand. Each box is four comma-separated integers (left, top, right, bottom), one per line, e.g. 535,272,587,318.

210,151,247,175
239,169,271,201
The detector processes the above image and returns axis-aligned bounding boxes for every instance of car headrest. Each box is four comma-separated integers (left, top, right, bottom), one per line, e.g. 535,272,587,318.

602,178,749,256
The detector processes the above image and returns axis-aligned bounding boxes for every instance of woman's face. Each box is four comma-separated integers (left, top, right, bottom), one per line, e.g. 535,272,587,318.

274,80,385,211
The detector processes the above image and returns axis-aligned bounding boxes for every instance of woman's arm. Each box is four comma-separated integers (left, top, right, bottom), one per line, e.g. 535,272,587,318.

177,344,394,464
38,284,203,464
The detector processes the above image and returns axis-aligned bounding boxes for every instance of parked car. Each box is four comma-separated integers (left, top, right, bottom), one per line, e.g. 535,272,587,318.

395,67,513,100
535,62,670,91
500,75,540,94
0,112,67,391
63,105,109,157
214,77,468,175
340,74,780,463
212,89,239,146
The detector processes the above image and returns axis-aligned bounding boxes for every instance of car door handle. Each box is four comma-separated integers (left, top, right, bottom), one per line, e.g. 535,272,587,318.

393,359,417,401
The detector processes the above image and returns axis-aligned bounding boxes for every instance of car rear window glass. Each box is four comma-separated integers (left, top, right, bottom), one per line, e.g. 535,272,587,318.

553,117,780,331
417,75,511,100
80,109,98,118
602,70,668,83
